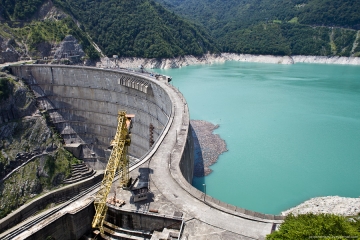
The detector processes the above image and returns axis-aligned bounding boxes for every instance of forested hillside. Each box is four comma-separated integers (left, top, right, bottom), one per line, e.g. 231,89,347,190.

1,0,218,59
0,0,45,20
1,17,100,60
156,0,360,30
53,0,218,58
1,0,360,59
0,0,100,61
156,0,360,56
221,23,359,56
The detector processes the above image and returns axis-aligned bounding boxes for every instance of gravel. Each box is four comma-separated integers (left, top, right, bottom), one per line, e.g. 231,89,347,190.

281,196,360,216
190,120,227,177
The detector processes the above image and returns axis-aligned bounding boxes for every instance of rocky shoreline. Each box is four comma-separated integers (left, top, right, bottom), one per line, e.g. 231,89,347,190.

97,53,360,69
282,196,360,216
3,52,360,69
190,120,227,177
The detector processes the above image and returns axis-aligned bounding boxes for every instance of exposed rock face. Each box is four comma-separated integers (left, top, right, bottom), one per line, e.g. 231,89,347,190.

0,37,20,64
0,73,78,219
34,41,52,59
0,0,72,64
0,76,36,124
282,196,360,216
0,75,51,179
97,53,295,69
191,120,227,177
292,55,360,65
54,35,85,62
35,0,68,21
98,53,360,70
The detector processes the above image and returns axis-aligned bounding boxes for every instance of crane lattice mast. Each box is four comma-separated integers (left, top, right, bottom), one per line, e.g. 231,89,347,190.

92,111,132,234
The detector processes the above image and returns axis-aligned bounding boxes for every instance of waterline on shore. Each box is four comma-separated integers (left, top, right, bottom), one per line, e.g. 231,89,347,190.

98,53,360,69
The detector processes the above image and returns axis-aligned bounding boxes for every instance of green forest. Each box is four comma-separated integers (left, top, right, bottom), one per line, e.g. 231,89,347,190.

156,0,360,56
53,0,218,58
1,0,360,58
156,0,360,30
0,0,45,20
220,23,358,56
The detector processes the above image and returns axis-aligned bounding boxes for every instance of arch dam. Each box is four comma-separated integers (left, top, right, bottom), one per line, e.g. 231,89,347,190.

1,65,283,240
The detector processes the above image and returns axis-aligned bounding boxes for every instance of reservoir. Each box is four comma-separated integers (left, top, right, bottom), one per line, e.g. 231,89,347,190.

155,61,360,215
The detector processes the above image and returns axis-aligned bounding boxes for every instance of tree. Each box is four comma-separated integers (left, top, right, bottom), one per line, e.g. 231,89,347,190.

267,213,360,240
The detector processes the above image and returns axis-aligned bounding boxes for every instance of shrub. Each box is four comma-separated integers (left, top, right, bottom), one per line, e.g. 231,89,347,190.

267,213,360,240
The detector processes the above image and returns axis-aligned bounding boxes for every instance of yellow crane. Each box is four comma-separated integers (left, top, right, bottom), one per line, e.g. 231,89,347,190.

92,111,133,234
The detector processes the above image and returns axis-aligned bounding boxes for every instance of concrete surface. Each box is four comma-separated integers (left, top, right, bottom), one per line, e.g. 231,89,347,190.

3,65,283,240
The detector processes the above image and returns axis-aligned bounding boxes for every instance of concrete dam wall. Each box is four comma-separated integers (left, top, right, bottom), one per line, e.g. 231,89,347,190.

4,65,283,240
10,65,173,170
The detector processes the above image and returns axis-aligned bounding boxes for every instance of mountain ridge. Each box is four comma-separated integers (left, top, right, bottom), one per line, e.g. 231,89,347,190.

155,0,360,57
1,0,360,63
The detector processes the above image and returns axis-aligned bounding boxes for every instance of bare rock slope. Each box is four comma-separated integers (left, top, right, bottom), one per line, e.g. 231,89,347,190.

191,120,227,177
282,196,360,216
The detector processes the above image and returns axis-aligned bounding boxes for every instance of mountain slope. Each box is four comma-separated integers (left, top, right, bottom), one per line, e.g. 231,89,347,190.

0,0,45,20
154,0,360,56
155,0,360,31
3,0,359,59
53,0,219,58
0,0,100,62
0,74,80,219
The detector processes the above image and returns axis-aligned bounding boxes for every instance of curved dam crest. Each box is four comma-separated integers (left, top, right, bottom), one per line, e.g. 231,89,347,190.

10,65,173,171
3,65,282,240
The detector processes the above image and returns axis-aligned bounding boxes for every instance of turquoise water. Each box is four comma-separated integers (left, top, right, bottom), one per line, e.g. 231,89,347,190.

155,62,360,215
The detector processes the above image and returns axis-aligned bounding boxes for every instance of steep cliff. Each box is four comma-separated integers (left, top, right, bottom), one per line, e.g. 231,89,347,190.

0,0,100,64
0,72,80,219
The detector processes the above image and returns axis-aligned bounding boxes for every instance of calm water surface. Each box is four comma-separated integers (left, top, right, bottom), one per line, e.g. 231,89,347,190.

155,62,360,215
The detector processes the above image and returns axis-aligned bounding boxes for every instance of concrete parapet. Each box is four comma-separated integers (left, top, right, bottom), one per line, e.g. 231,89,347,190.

235,207,246,214
274,215,285,220
24,198,95,240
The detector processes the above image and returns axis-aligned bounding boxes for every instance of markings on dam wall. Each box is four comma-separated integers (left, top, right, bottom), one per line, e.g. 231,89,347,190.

31,83,170,119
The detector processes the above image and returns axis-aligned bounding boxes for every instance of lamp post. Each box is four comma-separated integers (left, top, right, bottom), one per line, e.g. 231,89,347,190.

203,183,206,202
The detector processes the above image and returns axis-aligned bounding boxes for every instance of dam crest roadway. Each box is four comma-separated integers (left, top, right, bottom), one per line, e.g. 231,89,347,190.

0,65,283,240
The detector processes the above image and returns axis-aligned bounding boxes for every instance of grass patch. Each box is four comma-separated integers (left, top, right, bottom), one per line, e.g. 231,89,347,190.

0,148,80,218
0,18,99,60
267,213,360,239
288,17,298,24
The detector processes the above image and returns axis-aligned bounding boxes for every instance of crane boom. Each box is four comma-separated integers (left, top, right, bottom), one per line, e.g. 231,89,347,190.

92,111,132,234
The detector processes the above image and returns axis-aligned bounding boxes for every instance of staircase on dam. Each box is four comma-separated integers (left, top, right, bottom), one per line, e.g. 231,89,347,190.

63,163,96,184
101,221,152,240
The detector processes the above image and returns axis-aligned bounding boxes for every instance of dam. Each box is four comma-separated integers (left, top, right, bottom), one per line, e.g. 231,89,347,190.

0,65,283,240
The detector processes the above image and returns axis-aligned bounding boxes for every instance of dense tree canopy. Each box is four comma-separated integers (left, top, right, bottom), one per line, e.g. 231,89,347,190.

155,0,360,31
0,0,46,20
220,22,358,56
1,0,359,58
267,214,360,240
53,0,219,58
155,0,360,56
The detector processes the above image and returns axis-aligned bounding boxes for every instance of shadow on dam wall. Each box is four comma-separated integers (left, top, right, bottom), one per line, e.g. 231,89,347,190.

10,65,172,170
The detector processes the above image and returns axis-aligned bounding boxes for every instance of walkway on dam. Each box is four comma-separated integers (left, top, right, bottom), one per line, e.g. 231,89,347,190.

148,80,275,239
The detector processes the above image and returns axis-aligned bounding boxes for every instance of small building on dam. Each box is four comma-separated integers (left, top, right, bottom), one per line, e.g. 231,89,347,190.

0,65,283,240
